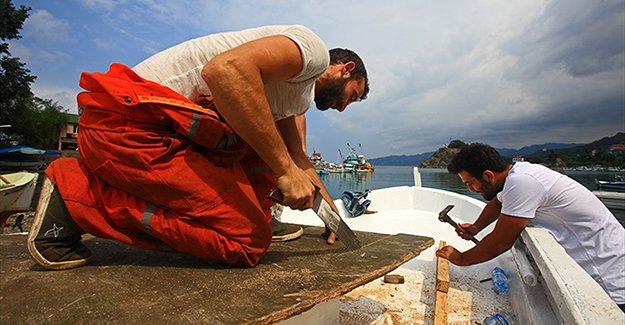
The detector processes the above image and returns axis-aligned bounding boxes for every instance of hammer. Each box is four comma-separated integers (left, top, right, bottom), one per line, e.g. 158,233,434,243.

438,205,480,244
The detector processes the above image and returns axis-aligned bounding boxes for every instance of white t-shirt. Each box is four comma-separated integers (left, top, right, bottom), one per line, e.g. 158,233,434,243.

133,25,329,121
497,162,625,304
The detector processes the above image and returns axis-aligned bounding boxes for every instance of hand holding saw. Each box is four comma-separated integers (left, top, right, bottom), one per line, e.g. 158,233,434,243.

267,187,361,250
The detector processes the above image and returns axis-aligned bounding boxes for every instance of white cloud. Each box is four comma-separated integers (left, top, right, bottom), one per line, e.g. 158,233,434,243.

77,0,120,11
13,0,625,158
92,38,115,50
30,85,80,114
6,42,31,62
23,10,72,43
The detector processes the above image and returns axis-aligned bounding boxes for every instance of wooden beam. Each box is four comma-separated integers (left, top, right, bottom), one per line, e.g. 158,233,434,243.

434,240,450,325
436,240,450,293
434,290,448,325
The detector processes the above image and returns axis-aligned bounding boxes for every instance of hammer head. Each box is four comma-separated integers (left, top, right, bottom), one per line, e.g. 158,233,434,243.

438,204,455,222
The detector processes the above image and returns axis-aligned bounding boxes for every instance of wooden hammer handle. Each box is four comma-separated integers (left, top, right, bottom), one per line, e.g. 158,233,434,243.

446,217,480,244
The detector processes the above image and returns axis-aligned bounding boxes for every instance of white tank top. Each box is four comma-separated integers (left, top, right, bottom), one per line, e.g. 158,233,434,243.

133,25,329,121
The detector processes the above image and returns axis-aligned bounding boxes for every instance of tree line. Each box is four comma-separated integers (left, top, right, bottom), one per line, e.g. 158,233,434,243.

447,135,625,169
1,0,68,149
525,133,625,168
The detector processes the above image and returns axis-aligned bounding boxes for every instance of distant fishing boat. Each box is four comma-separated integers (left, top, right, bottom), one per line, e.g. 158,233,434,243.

308,145,375,174
595,176,625,191
315,169,329,176
342,143,374,173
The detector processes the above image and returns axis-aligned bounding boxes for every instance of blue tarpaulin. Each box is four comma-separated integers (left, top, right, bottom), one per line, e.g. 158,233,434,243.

0,145,61,156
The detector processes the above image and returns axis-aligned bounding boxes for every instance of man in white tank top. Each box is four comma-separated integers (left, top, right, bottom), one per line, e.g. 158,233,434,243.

437,143,625,311
26,25,369,270
133,25,369,243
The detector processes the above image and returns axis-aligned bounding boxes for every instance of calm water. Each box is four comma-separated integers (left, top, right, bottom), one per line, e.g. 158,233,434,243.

319,166,625,225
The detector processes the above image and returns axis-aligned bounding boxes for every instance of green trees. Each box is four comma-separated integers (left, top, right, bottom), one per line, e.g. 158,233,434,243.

525,133,625,168
0,0,68,148
448,140,466,148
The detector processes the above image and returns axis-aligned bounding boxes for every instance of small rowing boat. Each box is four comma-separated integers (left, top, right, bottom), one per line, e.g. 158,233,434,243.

0,171,38,225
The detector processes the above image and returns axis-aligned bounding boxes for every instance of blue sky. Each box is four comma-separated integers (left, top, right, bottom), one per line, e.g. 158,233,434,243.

9,0,625,159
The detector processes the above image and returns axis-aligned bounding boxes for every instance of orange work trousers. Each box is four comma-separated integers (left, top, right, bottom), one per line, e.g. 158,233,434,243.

47,63,273,266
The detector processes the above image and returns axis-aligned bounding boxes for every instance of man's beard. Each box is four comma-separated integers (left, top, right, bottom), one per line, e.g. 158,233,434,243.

314,77,347,111
479,180,504,201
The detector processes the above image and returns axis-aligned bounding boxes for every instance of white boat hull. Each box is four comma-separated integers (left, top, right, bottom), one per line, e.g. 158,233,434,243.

279,168,623,324
0,172,38,214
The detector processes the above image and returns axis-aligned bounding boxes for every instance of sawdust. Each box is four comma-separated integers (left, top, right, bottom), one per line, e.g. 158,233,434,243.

236,268,318,296
339,266,512,324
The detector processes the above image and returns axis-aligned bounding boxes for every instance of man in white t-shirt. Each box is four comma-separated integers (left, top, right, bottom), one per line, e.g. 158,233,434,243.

27,25,369,269
436,143,625,311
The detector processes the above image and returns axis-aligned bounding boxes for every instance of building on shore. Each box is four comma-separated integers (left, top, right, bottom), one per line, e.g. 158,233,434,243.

57,113,78,150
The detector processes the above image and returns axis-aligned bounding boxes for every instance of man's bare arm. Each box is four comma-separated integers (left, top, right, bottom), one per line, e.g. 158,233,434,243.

277,115,339,243
436,214,528,266
454,199,502,241
473,199,503,233
201,35,315,209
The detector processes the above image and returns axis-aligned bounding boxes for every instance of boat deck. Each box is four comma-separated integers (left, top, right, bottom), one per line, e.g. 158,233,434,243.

0,226,432,324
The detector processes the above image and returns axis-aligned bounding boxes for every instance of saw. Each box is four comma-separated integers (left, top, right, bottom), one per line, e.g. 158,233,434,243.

267,187,361,250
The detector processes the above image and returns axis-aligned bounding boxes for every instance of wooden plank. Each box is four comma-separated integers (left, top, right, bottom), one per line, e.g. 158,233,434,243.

434,240,450,325
434,290,448,325
436,240,450,293
0,225,433,324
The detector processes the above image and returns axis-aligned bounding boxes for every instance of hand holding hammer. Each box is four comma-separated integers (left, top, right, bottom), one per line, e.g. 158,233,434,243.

438,205,480,244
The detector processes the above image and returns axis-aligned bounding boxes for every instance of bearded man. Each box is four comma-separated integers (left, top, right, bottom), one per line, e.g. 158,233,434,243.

28,25,369,269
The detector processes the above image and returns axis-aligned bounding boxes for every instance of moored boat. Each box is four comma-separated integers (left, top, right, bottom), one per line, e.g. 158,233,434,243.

280,167,623,324
0,145,60,172
595,178,625,191
341,144,374,174
0,171,38,226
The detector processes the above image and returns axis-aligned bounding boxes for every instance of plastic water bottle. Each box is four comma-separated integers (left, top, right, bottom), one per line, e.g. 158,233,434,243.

483,310,517,325
491,267,509,294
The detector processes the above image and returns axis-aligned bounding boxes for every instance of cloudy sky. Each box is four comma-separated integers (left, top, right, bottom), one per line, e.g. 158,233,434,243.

9,0,625,159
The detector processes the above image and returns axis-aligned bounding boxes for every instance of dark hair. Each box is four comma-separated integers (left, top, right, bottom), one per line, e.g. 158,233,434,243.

329,48,369,100
447,143,510,179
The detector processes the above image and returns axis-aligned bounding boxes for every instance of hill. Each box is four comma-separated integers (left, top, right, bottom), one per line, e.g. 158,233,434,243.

368,152,433,166
496,142,581,158
368,132,624,168
420,147,455,168
369,142,581,166
526,132,624,167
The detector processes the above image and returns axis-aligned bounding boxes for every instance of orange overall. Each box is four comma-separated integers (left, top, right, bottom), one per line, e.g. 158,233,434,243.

46,63,274,266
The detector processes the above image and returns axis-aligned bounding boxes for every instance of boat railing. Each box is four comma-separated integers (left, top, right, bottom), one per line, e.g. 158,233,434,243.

0,174,15,189
0,183,16,189
519,228,622,324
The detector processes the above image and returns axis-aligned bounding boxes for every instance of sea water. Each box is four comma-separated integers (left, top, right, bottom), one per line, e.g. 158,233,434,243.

318,166,625,226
